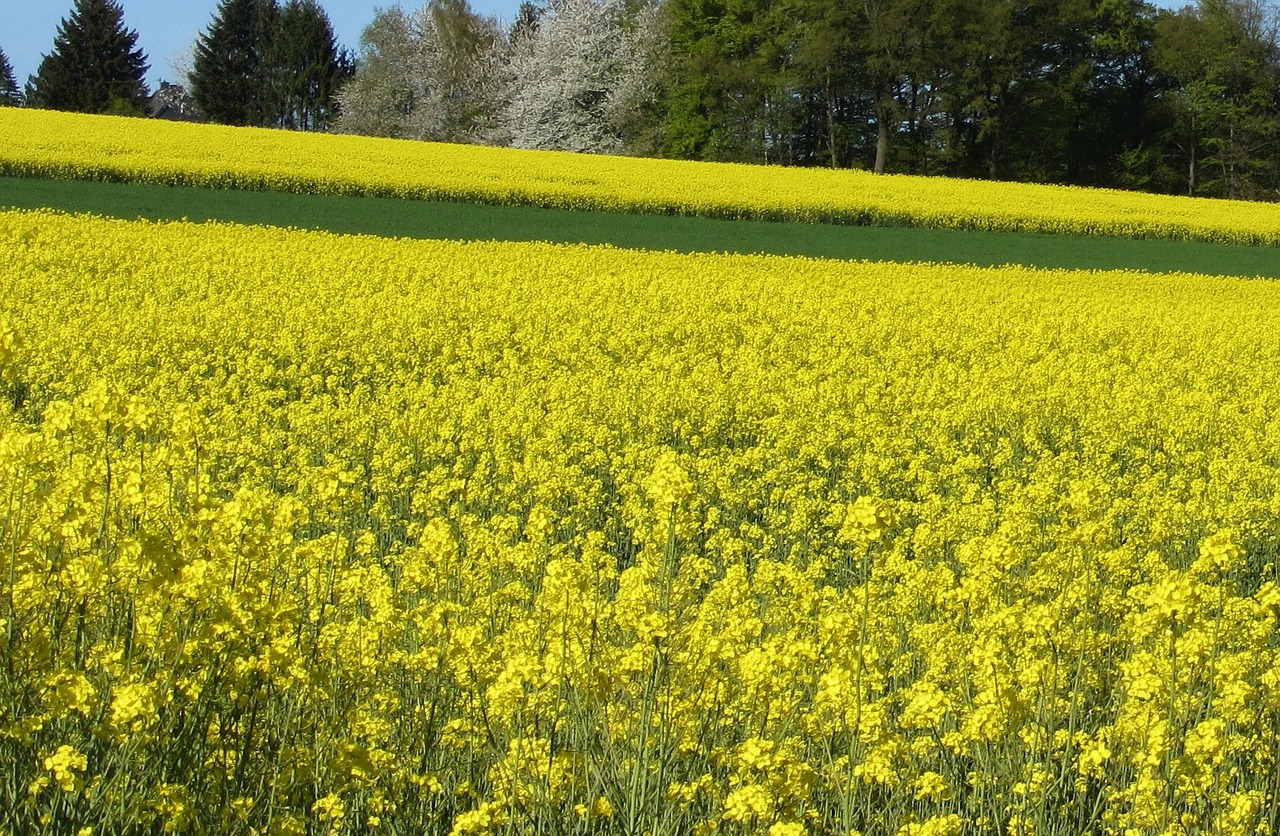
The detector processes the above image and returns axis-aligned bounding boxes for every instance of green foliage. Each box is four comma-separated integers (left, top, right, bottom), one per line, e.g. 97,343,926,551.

658,0,1118,175
660,0,814,164
192,0,349,130
25,0,148,114
1153,0,1280,199
1064,0,1165,187
652,0,1280,200
0,46,21,106
271,0,352,130
191,0,277,126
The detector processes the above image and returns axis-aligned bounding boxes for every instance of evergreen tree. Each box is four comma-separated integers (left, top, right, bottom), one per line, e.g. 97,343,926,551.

194,0,351,130
0,46,22,106
272,0,350,130
191,0,278,125
26,0,149,114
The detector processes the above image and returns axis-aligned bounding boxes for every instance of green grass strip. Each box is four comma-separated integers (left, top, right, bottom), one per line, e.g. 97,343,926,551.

3,176,1275,278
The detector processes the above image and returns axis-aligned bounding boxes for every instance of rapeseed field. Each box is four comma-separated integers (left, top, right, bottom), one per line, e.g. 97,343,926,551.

5,108,1280,245
4,206,1280,834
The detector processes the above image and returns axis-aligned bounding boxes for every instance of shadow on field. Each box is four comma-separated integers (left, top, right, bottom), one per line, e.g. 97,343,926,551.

2,176,1276,278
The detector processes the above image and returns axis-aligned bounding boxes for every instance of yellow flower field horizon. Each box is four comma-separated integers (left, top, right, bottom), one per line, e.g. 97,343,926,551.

4,107,1280,247
4,207,1280,833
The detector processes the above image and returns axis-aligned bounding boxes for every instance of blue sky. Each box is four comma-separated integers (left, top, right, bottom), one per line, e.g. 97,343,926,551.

5,0,1187,91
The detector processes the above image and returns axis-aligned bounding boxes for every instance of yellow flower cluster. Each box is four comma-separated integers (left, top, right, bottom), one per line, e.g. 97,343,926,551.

5,108,1280,246
4,206,1280,833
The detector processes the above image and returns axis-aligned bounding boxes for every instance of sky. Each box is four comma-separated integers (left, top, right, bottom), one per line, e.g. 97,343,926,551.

3,1,526,88
5,0,1187,91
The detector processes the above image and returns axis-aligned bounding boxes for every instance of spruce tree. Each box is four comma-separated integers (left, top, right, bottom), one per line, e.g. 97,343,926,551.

272,0,348,130
26,0,149,114
191,0,278,125
0,46,22,106
194,0,350,130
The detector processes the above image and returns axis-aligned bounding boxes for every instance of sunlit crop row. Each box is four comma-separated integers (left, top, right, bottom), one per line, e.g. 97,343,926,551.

4,108,1280,246
4,208,1280,834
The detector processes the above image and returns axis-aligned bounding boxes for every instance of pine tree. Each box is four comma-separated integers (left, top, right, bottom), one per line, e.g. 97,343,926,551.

26,0,149,114
191,0,278,125
0,46,22,106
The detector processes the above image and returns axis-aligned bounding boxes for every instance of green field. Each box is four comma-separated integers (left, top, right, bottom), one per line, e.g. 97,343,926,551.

2,175,1276,277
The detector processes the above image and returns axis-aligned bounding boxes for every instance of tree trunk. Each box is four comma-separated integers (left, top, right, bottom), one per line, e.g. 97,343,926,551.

874,101,890,174
1188,110,1197,195
826,67,840,168
988,82,1009,180
1226,117,1235,199
988,125,1000,180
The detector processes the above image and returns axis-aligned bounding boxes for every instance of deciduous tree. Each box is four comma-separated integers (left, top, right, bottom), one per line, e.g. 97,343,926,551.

504,0,664,153
660,0,781,162
336,0,504,142
334,7,418,137
858,0,928,174
1154,0,1280,198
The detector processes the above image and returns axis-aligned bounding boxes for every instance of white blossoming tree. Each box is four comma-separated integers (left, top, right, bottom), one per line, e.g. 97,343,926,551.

501,0,667,154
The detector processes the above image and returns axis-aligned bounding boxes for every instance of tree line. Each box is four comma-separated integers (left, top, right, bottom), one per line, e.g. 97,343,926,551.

2,0,351,131
656,0,1280,200
4,0,1279,200
341,0,1279,201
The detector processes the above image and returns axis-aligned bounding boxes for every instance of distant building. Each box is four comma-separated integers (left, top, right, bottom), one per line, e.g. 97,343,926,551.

147,81,204,122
